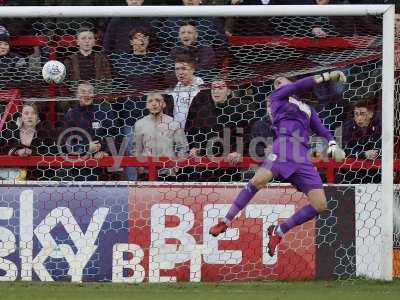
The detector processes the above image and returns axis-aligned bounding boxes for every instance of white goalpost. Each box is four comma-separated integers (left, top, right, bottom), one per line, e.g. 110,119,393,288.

381,3,395,282
0,4,395,282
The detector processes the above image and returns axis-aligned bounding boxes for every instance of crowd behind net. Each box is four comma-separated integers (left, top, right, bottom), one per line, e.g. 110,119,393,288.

0,11,398,280
0,15,386,183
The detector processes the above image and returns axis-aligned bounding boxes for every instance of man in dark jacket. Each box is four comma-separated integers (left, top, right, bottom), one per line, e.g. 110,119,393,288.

102,0,160,53
182,80,259,181
60,82,118,180
63,27,112,94
62,82,114,158
336,98,381,184
109,26,166,92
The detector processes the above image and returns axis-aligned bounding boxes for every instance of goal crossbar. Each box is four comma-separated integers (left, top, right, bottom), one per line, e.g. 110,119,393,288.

0,5,392,18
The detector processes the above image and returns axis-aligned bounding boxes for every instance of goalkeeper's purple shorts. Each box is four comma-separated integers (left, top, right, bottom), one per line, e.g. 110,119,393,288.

261,155,323,194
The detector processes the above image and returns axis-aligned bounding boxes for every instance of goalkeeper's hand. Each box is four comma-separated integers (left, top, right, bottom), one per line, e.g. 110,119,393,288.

321,71,347,83
326,140,346,162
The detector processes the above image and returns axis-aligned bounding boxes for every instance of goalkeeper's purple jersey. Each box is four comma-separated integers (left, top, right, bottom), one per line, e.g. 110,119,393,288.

270,76,333,163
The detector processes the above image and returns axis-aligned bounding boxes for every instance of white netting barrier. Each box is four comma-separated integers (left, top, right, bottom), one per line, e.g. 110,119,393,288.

0,14,384,183
0,5,395,281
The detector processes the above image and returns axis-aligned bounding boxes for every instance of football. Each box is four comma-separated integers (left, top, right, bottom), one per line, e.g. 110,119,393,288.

42,60,66,84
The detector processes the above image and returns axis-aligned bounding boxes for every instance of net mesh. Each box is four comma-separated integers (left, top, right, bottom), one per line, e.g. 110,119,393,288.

0,12,393,281
0,15,384,183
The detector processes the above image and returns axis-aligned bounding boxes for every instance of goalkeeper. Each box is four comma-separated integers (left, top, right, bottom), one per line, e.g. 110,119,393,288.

209,71,346,257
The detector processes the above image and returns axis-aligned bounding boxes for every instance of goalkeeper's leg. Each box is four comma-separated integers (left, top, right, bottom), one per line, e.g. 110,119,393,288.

266,163,327,257
209,167,273,237
268,187,327,257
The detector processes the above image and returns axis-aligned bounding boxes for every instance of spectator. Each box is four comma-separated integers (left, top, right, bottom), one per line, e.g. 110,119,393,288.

129,26,150,55
185,80,228,154
184,86,219,133
158,0,228,54
60,82,118,180
0,25,28,90
165,54,204,129
183,81,223,179
336,98,381,184
102,0,160,53
63,27,112,92
110,26,165,92
125,93,189,180
0,24,48,98
183,80,256,181
342,99,381,160
209,80,256,163
169,22,216,70
0,103,55,180
62,82,112,158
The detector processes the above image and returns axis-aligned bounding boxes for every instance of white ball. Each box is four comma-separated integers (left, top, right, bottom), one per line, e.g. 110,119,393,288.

42,60,66,84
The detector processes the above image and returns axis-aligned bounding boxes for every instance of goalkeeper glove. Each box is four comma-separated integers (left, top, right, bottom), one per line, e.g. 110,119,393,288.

321,71,347,83
326,140,346,162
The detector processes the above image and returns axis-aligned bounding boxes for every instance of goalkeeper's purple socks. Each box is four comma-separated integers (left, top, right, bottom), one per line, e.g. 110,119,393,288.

225,182,258,223
277,204,318,236
224,184,318,234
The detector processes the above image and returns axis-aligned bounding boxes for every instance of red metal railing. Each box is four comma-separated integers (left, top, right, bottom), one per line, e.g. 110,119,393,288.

0,155,387,183
229,35,377,49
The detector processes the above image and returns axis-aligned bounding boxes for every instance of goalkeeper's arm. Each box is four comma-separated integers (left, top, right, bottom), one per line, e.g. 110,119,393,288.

272,70,346,102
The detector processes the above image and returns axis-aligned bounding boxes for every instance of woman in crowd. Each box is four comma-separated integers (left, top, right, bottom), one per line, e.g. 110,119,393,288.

0,102,55,180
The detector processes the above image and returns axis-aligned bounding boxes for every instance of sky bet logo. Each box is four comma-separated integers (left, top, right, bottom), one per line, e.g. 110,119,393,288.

0,187,309,282
0,190,109,282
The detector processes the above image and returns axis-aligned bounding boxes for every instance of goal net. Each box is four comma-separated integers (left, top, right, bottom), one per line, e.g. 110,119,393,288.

0,5,395,282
